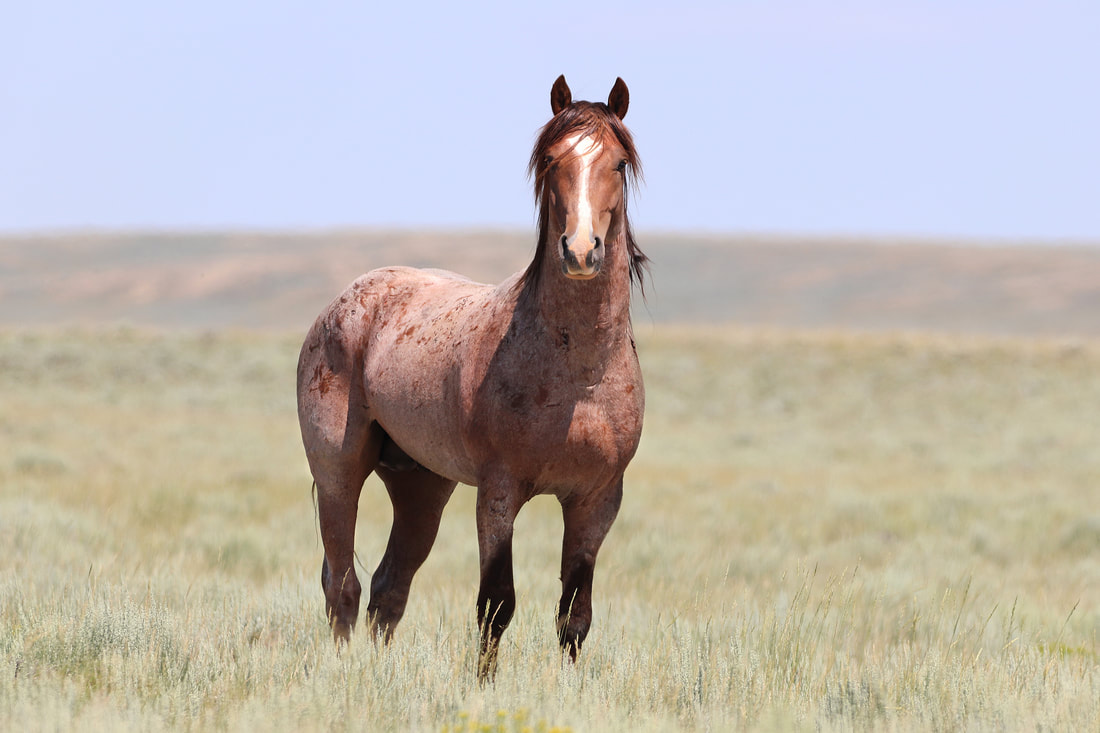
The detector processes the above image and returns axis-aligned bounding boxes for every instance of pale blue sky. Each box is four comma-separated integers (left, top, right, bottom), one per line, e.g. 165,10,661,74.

3,1,1098,239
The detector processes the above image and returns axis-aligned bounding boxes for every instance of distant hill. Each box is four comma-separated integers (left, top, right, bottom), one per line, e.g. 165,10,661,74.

1,231,1098,337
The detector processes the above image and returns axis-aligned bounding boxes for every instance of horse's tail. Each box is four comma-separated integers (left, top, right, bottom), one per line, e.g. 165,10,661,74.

310,480,319,546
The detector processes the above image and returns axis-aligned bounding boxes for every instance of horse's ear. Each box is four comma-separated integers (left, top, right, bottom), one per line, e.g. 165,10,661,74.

607,78,629,119
551,75,572,115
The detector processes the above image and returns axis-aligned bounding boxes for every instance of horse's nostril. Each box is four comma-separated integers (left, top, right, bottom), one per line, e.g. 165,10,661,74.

560,235,569,253
594,236,603,250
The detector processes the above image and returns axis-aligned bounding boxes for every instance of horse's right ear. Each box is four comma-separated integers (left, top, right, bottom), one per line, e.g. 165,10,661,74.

607,78,629,119
550,75,572,115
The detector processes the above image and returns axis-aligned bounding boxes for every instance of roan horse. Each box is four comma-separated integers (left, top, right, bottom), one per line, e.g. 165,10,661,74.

296,76,646,680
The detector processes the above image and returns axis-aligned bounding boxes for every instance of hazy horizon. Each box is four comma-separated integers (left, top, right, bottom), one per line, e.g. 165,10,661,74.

4,227,1098,249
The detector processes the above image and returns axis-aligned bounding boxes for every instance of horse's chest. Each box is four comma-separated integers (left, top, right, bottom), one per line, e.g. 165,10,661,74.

561,391,642,464
472,375,644,490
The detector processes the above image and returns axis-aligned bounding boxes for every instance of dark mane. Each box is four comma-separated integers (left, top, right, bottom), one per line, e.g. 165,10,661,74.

519,101,648,298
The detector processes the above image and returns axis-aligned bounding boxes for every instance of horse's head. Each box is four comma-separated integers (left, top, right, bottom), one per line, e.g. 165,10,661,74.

528,76,644,284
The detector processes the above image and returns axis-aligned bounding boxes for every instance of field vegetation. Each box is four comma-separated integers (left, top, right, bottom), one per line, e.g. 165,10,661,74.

2,325,1098,730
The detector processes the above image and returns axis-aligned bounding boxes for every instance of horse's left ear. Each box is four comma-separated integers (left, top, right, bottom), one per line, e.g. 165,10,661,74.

551,75,572,115
607,78,629,119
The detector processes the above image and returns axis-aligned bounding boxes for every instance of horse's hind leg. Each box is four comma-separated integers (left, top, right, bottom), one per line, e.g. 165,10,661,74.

557,476,624,660
317,475,368,643
368,462,457,641
298,315,378,644
312,425,380,643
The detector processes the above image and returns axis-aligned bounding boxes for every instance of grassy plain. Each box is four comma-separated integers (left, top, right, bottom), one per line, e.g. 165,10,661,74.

2,325,1098,731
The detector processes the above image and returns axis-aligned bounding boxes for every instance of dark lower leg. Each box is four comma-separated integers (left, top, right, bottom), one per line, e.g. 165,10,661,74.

557,557,595,660
557,478,623,661
475,476,521,683
476,545,515,680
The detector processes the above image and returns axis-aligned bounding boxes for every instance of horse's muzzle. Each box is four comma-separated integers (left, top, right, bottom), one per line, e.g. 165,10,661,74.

561,235,603,279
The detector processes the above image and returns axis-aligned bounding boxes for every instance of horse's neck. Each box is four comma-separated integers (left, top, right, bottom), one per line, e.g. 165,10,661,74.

526,224,634,368
534,275,631,337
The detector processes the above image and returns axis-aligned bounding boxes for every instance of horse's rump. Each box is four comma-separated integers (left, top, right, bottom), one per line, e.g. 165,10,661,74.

343,266,511,485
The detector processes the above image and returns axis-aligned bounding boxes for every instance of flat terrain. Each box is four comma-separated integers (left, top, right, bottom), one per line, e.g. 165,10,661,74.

1,232,1098,730
2,327,1098,731
2,231,1099,335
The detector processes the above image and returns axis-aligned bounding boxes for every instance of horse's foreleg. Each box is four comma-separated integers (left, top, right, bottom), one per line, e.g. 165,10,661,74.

474,473,522,682
557,476,624,661
368,465,457,641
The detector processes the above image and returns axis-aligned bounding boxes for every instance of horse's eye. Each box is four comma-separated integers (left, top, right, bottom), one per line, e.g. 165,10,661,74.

615,159,628,173
544,155,554,167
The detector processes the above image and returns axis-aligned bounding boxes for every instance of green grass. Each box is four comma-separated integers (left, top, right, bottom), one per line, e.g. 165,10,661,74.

2,326,1098,731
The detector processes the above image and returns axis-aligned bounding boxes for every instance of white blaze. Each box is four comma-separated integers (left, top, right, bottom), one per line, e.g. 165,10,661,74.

564,133,602,252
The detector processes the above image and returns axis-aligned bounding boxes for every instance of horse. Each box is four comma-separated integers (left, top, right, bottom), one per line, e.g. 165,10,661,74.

296,75,647,681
